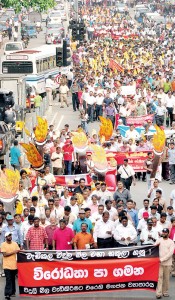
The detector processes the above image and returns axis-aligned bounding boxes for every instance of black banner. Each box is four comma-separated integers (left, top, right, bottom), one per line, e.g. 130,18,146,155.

17,245,159,263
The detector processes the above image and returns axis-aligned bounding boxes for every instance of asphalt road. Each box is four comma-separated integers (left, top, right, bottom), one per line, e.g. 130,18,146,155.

0,4,175,300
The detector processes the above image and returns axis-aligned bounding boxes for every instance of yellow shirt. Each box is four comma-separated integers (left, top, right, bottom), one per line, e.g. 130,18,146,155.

1,241,19,270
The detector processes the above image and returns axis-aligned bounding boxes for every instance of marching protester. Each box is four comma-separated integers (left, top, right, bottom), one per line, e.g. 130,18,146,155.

155,228,174,299
2,2,175,299
1,233,20,300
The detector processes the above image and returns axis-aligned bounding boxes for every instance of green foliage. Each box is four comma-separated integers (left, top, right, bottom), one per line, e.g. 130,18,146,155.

1,0,55,13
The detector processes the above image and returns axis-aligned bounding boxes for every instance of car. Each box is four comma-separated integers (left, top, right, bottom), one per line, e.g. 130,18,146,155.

45,29,62,44
46,22,65,36
59,10,67,21
0,22,8,37
47,11,62,23
42,13,48,22
54,4,64,10
5,8,15,17
21,23,37,38
0,14,9,24
0,121,16,155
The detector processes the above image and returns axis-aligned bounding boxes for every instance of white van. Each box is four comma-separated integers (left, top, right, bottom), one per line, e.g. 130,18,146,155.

4,42,24,55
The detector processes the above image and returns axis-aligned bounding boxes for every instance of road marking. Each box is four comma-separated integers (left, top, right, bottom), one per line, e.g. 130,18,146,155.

56,115,64,130
50,112,58,125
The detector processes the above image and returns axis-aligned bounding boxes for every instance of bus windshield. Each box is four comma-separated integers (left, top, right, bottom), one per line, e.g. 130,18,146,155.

5,43,23,51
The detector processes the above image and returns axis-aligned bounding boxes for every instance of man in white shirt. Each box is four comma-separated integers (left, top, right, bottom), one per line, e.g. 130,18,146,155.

137,211,149,233
156,213,171,234
125,124,140,142
52,197,64,222
95,92,104,120
46,75,54,106
140,218,158,245
82,87,89,111
113,216,137,247
86,91,95,123
92,204,104,223
59,83,69,108
105,200,117,221
93,211,114,248
69,196,79,216
44,166,56,185
138,199,151,220
20,215,34,248
99,182,113,205
170,189,175,210
118,158,136,190
51,146,63,175
67,69,73,88
147,179,164,202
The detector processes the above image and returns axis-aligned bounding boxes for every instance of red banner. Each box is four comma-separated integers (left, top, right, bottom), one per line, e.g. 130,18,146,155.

126,114,154,126
111,34,138,40
55,173,92,186
107,151,152,172
17,246,159,296
109,59,124,73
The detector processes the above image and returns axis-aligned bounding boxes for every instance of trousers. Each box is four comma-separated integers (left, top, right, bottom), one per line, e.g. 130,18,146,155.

64,160,72,175
60,94,68,107
4,269,17,296
97,237,113,249
169,164,175,183
72,93,79,111
46,88,53,106
156,265,171,296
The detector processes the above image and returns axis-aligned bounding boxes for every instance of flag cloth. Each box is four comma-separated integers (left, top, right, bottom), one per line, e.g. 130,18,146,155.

109,59,124,72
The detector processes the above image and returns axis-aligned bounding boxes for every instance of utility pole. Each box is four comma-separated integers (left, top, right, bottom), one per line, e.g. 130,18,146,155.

74,0,78,21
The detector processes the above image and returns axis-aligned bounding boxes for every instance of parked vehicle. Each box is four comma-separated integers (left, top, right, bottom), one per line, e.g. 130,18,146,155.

21,23,37,38
0,23,8,37
28,11,42,23
0,121,16,156
47,11,62,23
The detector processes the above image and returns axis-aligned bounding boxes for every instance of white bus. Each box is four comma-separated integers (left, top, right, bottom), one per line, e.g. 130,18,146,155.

1,44,66,97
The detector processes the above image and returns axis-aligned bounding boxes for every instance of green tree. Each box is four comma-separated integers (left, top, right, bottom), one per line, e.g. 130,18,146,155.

2,0,55,13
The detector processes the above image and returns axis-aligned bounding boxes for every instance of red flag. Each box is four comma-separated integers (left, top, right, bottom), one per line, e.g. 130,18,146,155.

109,59,124,72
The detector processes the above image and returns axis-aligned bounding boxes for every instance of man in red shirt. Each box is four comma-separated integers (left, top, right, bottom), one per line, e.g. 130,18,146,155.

52,219,74,250
26,217,48,250
45,217,58,250
62,139,75,175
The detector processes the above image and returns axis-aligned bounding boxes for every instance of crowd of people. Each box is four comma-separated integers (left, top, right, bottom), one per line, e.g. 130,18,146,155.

1,2,175,300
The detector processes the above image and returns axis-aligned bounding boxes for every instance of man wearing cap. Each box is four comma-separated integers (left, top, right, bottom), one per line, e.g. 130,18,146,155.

140,218,158,245
73,210,93,234
118,158,136,190
155,228,174,299
2,215,23,249
1,232,20,299
137,211,150,233
168,141,175,184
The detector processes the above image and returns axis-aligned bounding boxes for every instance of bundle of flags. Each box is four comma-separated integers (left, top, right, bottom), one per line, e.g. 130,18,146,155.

109,59,124,73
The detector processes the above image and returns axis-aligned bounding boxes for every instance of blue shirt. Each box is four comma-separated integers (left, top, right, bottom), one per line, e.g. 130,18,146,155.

10,146,21,165
2,223,23,246
125,209,139,228
73,218,93,233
